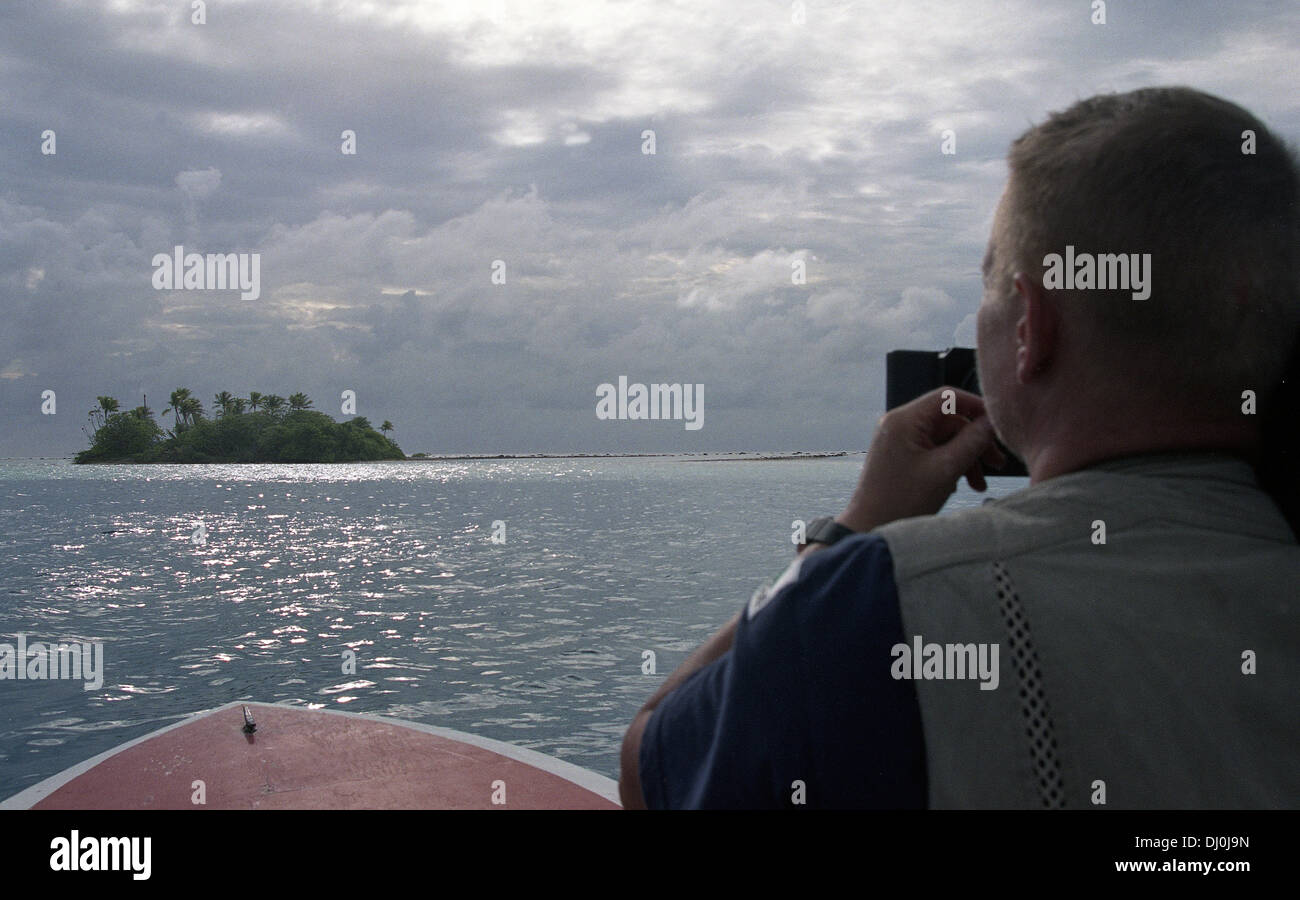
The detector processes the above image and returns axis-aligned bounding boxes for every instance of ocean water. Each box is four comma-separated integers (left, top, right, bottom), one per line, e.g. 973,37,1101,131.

0,457,1027,799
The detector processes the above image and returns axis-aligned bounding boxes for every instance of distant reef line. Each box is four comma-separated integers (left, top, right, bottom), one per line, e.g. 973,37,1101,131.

404,451,854,461
36,450,856,463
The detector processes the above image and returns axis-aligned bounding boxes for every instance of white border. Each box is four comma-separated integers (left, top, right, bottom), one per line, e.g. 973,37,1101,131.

1,701,621,809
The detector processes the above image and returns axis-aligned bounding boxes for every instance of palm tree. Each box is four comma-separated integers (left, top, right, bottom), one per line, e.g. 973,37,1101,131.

214,391,235,417
165,388,194,430
248,392,263,412
231,398,248,415
380,421,393,436
262,394,286,415
89,396,119,430
182,396,204,426
288,392,312,411
130,394,154,420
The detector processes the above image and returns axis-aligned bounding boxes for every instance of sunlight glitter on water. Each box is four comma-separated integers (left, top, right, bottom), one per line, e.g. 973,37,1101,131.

0,456,1026,798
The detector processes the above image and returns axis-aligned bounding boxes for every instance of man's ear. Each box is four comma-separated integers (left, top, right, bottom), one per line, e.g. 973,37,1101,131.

1012,271,1057,385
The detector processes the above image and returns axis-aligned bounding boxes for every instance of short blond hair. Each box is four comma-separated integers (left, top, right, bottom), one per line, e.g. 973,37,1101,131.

1002,87,1300,408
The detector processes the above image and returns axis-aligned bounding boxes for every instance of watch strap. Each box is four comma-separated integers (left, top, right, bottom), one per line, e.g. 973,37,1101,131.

804,516,855,546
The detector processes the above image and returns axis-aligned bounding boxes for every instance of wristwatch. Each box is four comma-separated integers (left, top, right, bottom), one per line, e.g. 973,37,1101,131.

802,516,856,547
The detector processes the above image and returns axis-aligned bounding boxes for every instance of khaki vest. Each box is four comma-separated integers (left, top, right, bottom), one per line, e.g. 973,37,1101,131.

874,452,1300,809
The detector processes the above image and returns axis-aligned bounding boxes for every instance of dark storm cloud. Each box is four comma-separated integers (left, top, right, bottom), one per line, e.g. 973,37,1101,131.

0,0,1296,455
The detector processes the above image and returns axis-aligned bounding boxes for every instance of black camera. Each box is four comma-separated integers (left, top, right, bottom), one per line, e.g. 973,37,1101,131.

885,347,1027,477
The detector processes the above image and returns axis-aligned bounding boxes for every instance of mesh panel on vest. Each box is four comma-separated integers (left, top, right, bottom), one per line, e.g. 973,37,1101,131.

993,560,1066,809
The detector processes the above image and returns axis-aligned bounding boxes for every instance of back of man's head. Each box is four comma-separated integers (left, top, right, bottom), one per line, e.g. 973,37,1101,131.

1001,87,1300,413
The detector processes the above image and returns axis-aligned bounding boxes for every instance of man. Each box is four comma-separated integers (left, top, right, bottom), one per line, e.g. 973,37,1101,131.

619,87,1300,809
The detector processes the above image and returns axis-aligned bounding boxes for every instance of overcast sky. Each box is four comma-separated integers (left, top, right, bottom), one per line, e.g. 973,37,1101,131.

2,0,1297,456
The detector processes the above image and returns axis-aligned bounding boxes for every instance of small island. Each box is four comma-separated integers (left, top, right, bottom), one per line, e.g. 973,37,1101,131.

76,389,403,463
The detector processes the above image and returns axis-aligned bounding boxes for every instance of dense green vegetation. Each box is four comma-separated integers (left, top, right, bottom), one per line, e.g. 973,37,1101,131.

76,389,404,463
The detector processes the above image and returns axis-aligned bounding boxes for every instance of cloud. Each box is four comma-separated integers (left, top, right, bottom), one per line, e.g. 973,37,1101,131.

174,167,222,200
953,312,978,347
173,167,222,241
0,0,1295,454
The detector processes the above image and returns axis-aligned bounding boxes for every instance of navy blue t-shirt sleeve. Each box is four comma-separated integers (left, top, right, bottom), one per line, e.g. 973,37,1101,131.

638,534,926,809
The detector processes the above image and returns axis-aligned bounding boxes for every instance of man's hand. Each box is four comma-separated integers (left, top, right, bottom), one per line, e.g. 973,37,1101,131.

836,388,1006,533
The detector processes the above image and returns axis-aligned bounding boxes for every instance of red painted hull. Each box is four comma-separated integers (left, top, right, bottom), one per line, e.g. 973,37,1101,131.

4,702,620,810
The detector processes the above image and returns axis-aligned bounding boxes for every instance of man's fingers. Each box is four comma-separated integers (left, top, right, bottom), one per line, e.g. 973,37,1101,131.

913,386,987,425
937,415,996,479
929,410,967,446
